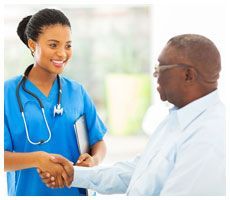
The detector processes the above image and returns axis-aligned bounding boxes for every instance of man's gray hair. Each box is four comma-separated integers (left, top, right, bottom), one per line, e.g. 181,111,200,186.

167,34,221,83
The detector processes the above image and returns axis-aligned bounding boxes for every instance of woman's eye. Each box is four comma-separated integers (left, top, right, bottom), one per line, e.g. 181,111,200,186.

66,44,72,49
49,43,57,48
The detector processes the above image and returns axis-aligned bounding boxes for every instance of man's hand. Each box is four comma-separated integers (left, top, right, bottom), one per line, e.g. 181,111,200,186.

76,153,98,167
36,152,70,188
37,154,74,188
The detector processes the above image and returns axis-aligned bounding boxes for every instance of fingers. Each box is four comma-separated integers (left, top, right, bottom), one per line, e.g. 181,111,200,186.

46,177,57,188
37,169,52,179
50,155,74,178
44,177,55,187
76,153,90,164
76,153,92,166
50,155,73,166
38,170,65,189
56,165,68,188
37,168,51,178
37,170,56,188
61,171,69,187
76,153,95,167
63,162,74,177
56,173,65,188
77,160,93,167
38,154,74,188
59,160,73,187
37,167,64,188
61,171,72,188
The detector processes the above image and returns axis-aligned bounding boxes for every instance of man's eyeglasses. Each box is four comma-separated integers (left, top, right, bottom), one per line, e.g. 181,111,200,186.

153,63,191,78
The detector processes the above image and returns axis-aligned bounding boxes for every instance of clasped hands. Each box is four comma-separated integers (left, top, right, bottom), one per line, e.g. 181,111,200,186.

37,152,96,188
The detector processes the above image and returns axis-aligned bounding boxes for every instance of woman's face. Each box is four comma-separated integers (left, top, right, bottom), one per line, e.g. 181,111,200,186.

32,24,72,75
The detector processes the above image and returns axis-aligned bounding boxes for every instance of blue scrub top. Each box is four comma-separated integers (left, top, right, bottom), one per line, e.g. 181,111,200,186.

4,75,107,196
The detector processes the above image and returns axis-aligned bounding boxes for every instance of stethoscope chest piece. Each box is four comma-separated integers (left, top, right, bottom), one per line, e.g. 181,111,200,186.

54,104,63,116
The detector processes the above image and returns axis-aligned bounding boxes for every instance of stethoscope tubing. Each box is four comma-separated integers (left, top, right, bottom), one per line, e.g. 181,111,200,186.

16,64,62,145
21,109,51,145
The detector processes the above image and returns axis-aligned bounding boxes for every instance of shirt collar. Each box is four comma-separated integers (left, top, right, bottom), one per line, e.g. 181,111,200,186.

172,90,220,131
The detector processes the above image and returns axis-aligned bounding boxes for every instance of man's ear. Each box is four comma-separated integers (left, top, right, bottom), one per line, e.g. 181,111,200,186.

28,38,36,52
184,67,198,84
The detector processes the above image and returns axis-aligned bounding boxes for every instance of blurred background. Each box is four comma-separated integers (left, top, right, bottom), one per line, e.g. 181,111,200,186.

4,5,155,166
3,1,228,196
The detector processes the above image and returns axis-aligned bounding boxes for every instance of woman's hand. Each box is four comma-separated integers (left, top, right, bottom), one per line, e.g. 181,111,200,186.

37,154,74,188
38,153,96,188
35,152,70,188
76,153,98,167
38,153,98,188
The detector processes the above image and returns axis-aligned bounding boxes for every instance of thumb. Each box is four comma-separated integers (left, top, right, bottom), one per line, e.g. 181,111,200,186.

50,156,74,165
50,155,60,163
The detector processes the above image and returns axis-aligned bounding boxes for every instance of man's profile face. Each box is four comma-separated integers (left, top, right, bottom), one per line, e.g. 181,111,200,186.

156,45,187,105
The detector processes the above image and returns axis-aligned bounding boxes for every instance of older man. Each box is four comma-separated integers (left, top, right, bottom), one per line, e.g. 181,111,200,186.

39,34,225,195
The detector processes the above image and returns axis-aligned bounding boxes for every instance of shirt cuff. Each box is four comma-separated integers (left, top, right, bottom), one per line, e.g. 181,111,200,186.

71,166,95,189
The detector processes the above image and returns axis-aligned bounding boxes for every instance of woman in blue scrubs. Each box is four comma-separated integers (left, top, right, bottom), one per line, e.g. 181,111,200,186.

4,8,107,196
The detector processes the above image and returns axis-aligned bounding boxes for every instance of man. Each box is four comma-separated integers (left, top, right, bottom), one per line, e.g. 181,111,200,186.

39,34,225,195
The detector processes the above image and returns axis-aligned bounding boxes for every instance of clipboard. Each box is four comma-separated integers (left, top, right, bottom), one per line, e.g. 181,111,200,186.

74,115,90,154
73,115,96,196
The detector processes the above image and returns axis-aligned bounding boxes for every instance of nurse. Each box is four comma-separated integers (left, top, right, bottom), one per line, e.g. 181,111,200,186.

4,8,107,196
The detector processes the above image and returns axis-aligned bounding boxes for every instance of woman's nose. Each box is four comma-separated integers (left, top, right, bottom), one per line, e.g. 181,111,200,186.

56,49,67,59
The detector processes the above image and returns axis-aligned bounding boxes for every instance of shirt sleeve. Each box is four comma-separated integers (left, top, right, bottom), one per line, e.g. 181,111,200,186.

71,155,141,194
160,142,225,196
81,86,107,146
4,108,13,151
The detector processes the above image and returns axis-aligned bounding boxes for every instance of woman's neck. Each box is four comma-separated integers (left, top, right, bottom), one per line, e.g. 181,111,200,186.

27,64,57,97
28,65,57,86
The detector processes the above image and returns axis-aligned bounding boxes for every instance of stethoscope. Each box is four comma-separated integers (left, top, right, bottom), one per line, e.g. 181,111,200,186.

16,64,64,145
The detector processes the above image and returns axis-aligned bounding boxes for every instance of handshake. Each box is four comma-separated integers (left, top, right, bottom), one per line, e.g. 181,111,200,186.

36,151,97,188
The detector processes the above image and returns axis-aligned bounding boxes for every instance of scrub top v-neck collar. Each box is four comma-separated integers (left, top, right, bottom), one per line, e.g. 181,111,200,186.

23,76,59,103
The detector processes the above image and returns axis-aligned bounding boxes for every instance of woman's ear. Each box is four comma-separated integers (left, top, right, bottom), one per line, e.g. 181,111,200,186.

28,38,36,52
184,67,198,84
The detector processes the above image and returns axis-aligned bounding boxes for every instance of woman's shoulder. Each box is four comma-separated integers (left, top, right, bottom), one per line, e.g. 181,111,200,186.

4,75,22,89
60,76,84,92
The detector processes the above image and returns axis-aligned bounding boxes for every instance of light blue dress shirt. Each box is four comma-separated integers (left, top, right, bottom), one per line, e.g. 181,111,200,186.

71,90,225,195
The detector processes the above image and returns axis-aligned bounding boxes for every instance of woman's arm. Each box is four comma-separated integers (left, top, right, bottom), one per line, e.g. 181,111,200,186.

91,140,106,165
4,151,73,187
4,151,40,171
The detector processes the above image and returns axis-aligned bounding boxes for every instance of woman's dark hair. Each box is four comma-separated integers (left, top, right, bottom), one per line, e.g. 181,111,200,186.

17,8,71,47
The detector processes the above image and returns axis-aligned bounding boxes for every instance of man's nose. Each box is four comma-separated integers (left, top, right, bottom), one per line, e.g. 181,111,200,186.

153,71,158,78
